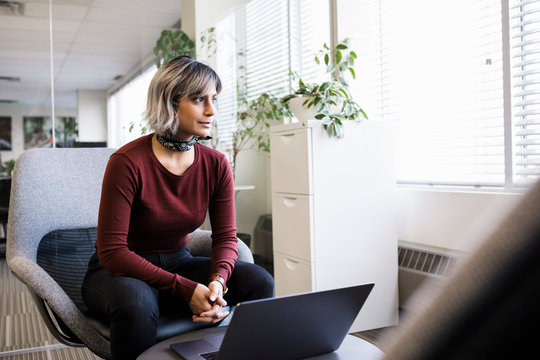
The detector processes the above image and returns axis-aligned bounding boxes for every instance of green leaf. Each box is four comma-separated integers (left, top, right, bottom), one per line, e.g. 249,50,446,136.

324,53,329,66
336,50,342,65
360,108,368,119
336,44,348,50
335,123,344,138
349,67,356,79
319,82,329,92
327,123,335,137
344,103,353,116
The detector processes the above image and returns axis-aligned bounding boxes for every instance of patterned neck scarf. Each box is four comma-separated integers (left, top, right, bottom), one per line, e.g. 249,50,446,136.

156,134,211,152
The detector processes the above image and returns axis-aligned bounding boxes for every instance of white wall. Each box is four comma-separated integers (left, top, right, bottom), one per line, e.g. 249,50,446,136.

77,90,107,142
396,189,524,253
234,150,273,235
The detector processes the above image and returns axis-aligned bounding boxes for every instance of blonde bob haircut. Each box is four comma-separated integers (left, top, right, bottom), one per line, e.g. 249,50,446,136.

144,56,222,136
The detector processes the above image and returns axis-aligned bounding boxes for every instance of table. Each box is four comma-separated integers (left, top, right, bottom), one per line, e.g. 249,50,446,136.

137,326,384,360
234,184,255,197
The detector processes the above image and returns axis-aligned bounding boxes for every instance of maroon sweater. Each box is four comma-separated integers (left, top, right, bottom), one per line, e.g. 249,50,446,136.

95,134,238,303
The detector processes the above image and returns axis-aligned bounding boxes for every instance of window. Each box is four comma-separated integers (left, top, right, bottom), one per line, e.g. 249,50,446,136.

107,65,157,148
338,0,540,189
209,0,330,155
107,1,330,155
510,0,540,186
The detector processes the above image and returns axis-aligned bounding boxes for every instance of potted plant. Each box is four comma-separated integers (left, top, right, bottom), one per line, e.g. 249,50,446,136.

230,92,285,177
281,38,368,138
0,159,15,177
129,29,197,135
153,29,195,69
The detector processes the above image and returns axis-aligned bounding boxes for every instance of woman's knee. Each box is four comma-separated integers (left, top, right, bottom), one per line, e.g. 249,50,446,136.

230,262,275,300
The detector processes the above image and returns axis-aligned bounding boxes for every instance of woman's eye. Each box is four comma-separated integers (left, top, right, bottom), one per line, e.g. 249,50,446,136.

211,97,217,104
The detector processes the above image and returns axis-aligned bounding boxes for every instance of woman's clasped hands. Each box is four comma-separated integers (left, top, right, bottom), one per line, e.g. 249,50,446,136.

190,281,229,323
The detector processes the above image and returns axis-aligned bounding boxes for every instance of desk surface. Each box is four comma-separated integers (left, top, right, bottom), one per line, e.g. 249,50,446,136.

137,326,384,360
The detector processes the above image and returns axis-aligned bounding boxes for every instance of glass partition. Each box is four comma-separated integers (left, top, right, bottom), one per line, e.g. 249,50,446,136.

0,0,182,166
0,0,182,354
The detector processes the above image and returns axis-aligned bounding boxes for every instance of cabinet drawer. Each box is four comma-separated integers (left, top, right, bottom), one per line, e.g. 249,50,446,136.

273,252,313,296
270,129,311,194
271,193,313,261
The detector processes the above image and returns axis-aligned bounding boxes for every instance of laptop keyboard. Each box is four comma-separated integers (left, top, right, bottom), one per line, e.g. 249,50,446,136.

200,351,219,360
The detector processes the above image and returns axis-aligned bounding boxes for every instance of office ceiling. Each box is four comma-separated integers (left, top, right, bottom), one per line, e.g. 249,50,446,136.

0,0,182,109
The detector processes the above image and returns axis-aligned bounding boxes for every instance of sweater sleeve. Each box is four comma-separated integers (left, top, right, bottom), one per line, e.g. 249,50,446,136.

96,154,198,304
208,153,239,284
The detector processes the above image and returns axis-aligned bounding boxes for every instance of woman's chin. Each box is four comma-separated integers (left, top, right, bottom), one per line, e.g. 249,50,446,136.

196,129,212,138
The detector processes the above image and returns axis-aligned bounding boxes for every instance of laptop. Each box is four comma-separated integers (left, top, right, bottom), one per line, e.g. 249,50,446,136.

170,283,374,360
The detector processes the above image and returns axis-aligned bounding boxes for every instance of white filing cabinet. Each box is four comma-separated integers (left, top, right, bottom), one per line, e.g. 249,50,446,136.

270,120,399,332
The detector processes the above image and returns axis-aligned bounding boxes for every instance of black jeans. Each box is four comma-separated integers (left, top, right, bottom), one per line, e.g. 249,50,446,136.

82,248,274,360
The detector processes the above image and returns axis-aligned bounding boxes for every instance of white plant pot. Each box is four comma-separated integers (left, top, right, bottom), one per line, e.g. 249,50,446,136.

287,96,341,122
287,96,319,122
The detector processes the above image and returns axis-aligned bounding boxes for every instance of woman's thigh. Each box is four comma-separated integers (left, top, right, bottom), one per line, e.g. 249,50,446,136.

82,262,159,321
226,261,275,304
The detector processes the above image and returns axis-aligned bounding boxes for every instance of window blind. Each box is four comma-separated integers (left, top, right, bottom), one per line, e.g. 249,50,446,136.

289,0,331,87
379,0,506,187
510,0,540,185
244,0,290,99
212,12,238,152
211,0,329,152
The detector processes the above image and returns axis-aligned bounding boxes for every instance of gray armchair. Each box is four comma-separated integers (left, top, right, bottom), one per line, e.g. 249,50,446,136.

6,147,253,360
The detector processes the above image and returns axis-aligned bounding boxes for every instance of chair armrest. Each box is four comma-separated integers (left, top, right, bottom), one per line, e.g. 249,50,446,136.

188,229,254,264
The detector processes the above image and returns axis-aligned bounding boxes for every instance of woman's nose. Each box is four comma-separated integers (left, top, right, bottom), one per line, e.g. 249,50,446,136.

205,99,216,116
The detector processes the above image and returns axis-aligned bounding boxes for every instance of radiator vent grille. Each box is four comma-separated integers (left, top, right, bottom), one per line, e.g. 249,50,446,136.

398,246,458,276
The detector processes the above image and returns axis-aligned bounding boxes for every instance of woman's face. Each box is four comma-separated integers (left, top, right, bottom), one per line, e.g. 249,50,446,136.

176,90,218,140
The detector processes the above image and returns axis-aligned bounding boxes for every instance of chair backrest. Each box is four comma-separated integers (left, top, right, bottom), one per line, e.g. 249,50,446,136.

7,147,115,358
380,179,540,359
7,148,115,262
37,228,98,310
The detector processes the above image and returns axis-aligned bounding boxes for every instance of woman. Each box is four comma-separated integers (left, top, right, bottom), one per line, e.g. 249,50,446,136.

82,56,274,360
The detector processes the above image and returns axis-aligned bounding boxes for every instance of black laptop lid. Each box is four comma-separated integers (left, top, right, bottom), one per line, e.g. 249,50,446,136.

217,283,374,360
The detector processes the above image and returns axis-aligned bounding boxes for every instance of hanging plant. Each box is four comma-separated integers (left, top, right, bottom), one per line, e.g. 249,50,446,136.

153,29,196,69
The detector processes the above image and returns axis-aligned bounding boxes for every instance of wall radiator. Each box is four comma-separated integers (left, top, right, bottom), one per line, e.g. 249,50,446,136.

398,241,463,309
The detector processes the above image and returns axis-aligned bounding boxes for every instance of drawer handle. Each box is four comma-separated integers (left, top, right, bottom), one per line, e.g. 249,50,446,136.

282,197,297,207
280,133,295,144
284,258,299,270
